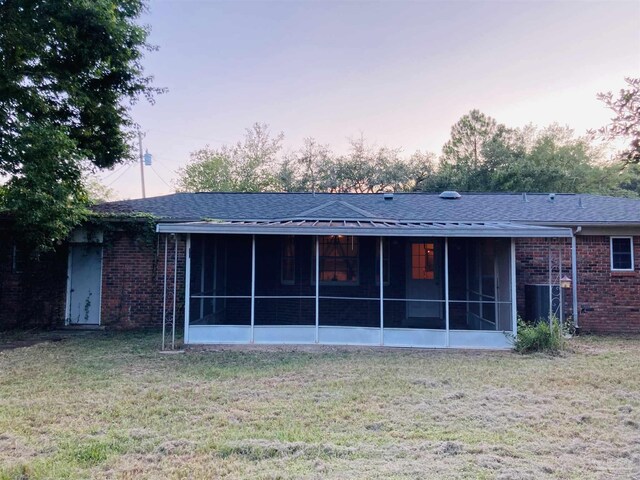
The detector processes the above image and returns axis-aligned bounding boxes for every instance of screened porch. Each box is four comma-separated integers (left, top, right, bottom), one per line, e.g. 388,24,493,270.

184,233,515,348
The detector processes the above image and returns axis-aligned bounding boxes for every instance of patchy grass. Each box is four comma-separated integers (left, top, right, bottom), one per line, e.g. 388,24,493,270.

0,332,639,479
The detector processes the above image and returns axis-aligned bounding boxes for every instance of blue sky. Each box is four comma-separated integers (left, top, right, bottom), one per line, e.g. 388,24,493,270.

106,0,640,198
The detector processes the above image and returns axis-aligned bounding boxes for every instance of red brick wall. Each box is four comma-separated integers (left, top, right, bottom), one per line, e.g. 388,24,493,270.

100,231,186,329
0,231,68,330
574,235,640,333
515,237,574,322
516,236,640,334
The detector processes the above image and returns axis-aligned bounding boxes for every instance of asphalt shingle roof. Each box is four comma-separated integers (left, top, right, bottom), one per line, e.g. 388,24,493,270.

94,192,640,225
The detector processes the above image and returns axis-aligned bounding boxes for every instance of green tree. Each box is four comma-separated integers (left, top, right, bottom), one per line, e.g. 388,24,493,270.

440,109,499,191
0,0,160,251
591,77,640,164
175,123,284,192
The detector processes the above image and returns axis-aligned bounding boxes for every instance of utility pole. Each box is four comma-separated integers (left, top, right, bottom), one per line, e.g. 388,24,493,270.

138,131,146,198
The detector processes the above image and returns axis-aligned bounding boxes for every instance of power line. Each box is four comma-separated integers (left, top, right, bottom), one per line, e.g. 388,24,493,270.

106,162,135,187
150,164,173,189
100,162,130,181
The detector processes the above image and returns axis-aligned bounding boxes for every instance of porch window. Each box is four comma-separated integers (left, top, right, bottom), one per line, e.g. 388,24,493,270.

318,235,358,284
281,236,296,284
411,243,435,280
611,237,634,271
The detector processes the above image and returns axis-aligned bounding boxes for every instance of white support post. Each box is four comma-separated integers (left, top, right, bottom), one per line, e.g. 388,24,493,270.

379,237,384,346
172,234,178,350
250,234,256,343
511,238,517,336
162,235,168,351
315,236,320,344
571,233,579,330
444,237,450,347
184,234,191,345
548,239,553,325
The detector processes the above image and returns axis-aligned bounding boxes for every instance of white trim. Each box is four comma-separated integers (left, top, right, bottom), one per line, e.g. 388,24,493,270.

250,234,256,343
157,222,573,238
172,235,178,349
383,328,446,348
184,234,191,344
571,233,579,329
254,326,315,344
318,326,379,345
162,235,168,349
185,325,510,349
98,246,103,326
444,237,450,347
315,235,319,343
610,236,634,271
511,238,517,336
448,330,511,349
64,246,73,324
379,236,384,346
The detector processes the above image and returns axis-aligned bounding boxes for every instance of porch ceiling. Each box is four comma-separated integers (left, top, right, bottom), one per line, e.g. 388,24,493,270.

156,219,572,238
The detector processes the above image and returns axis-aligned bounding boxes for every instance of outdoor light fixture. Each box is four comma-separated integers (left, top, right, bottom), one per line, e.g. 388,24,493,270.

560,275,572,289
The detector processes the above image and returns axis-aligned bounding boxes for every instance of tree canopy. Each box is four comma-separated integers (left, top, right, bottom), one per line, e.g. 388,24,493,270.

591,77,640,164
0,0,160,251
176,114,640,198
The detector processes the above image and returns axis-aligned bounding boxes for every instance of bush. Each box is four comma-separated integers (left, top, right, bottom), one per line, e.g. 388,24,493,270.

510,317,568,354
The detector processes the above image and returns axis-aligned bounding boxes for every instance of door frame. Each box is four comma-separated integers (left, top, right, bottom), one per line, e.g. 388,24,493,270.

65,243,104,326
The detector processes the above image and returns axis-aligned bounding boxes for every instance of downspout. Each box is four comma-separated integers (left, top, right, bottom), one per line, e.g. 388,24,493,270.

571,226,582,333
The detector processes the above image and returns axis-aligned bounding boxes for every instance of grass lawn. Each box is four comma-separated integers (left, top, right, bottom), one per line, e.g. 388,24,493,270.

0,332,639,479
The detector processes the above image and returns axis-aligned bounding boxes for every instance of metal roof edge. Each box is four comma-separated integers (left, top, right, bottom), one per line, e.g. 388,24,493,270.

156,222,572,238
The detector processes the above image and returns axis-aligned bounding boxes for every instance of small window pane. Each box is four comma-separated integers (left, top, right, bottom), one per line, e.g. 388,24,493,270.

318,236,359,284
611,238,633,270
411,243,434,280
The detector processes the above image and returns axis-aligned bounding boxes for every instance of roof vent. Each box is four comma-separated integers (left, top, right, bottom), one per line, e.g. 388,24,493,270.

522,192,529,203
439,191,462,200
548,193,556,202
383,192,394,201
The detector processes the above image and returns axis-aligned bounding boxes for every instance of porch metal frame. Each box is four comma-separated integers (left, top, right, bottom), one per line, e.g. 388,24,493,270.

159,220,572,349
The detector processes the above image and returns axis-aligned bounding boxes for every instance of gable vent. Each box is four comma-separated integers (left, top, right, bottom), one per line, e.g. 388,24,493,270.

439,191,462,200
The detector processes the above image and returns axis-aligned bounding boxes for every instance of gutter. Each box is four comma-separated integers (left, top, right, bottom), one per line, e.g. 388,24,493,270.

571,226,582,333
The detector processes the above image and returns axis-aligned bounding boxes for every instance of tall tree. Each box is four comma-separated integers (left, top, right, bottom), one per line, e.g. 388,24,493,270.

591,77,640,164
175,123,284,192
0,0,160,251
440,109,499,191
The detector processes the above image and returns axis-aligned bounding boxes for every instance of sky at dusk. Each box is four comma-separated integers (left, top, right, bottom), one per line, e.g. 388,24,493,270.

104,0,640,199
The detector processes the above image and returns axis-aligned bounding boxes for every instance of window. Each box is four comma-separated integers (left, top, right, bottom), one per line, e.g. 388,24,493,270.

318,236,359,284
375,238,390,286
281,236,296,284
411,242,435,280
611,237,634,271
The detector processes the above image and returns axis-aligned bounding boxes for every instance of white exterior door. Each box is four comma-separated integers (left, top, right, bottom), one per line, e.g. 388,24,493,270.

67,244,103,325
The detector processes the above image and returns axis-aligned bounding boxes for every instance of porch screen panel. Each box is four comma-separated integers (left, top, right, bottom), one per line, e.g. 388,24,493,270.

189,234,251,325
318,235,380,328
254,235,314,326
447,237,513,331
383,237,445,329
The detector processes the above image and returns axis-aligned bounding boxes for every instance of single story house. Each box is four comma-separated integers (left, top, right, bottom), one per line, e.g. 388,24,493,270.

1,191,639,349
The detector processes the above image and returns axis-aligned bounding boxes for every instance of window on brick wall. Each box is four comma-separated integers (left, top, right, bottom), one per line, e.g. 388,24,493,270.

610,237,634,271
